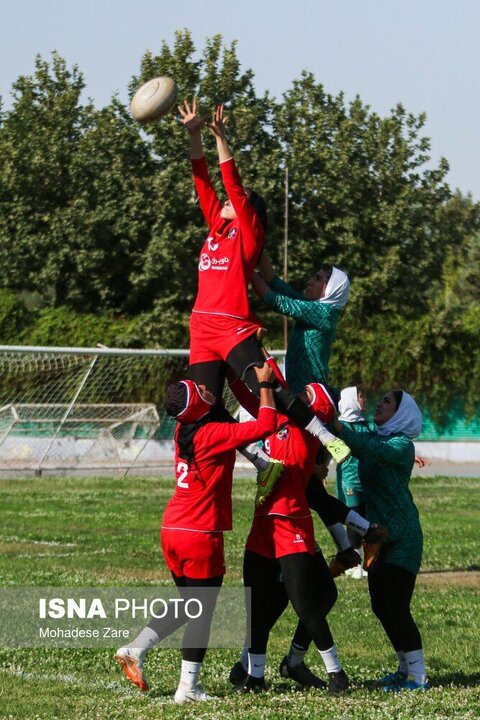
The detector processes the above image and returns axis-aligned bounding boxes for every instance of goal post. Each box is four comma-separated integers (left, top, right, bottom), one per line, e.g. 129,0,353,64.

0,345,188,476
0,345,285,476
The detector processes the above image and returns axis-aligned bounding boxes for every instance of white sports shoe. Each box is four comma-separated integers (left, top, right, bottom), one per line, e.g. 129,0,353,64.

174,682,212,704
345,565,368,579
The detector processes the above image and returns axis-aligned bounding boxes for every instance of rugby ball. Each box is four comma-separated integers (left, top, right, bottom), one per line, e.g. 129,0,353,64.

130,76,178,123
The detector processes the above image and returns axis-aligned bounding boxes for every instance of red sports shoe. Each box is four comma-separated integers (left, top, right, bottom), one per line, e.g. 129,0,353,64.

115,647,148,691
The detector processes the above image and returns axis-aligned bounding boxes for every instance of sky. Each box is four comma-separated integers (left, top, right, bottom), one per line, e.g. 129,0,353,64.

1,0,479,198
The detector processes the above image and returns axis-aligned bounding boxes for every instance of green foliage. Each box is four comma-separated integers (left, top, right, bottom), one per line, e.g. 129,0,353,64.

0,35,479,420
273,73,452,319
0,53,156,312
331,307,479,426
0,289,33,342
23,306,137,348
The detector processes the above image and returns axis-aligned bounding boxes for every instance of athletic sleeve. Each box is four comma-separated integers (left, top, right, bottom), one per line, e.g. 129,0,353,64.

191,157,222,228
338,426,414,469
220,158,265,265
198,406,276,457
262,289,338,330
270,275,305,300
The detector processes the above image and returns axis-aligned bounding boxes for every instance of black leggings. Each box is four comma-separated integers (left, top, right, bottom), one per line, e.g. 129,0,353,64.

189,335,320,430
147,573,223,663
306,473,351,527
243,548,337,655
368,563,422,652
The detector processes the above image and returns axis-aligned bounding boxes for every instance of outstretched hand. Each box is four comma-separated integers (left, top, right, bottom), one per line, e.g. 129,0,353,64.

178,99,209,134
207,104,229,139
414,455,429,468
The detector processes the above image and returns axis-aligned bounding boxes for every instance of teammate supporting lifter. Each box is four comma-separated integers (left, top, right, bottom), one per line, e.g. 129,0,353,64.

115,362,277,703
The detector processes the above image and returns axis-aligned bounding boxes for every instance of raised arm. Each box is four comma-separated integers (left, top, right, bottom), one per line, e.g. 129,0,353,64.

178,98,208,159
261,285,339,330
179,99,222,228
208,103,233,164
208,105,265,264
257,251,276,284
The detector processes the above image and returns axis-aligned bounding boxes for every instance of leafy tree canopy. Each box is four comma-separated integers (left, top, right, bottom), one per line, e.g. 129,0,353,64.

0,32,478,422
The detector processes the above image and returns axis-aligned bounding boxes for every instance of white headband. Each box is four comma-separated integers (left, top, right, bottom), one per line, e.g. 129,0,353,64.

376,391,422,439
319,266,350,308
338,386,365,423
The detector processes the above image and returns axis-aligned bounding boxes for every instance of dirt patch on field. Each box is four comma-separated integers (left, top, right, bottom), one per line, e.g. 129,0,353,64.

418,570,480,588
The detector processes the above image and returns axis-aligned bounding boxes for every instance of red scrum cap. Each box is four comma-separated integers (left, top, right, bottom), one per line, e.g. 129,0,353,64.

305,383,336,424
175,380,214,424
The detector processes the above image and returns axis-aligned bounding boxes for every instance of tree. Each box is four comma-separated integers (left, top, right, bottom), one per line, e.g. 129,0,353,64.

0,53,87,300
125,30,280,344
0,53,157,313
274,72,452,319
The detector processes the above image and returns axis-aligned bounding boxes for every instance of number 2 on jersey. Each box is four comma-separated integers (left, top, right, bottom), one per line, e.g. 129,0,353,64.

176,461,189,488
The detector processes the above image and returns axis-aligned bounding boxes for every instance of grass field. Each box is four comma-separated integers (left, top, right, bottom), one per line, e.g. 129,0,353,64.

0,473,479,719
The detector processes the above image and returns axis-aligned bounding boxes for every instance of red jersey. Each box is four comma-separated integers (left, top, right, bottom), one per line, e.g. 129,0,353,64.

258,419,319,518
232,380,320,518
191,157,264,320
161,406,276,532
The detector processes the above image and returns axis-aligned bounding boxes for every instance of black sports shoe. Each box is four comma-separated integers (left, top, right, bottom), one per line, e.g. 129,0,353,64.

233,674,267,693
229,661,248,686
328,669,349,696
279,656,326,689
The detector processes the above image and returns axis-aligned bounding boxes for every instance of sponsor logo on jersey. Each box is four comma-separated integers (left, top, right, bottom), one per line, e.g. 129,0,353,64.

207,236,219,251
293,533,304,544
198,254,230,272
199,253,211,271
277,426,290,441
227,227,237,238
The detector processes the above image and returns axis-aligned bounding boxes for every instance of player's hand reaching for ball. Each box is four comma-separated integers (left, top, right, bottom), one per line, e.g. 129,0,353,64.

207,104,229,139
178,99,208,134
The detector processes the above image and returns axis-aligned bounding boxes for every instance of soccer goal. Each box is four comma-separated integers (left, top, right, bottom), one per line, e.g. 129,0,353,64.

0,345,285,476
0,345,191,476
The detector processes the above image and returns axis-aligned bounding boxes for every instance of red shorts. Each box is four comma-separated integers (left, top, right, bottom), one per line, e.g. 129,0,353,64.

161,528,226,579
245,514,315,559
189,312,262,364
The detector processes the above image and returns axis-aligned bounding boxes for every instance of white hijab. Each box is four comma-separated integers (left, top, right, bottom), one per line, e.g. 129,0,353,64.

320,267,350,308
338,386,365,423
376,391,423,439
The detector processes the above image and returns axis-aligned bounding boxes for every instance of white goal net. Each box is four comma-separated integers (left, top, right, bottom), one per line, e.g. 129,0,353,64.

0,345,285,476
0,346,190,475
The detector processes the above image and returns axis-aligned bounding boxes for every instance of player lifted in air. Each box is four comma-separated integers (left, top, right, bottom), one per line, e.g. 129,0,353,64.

178,99,350,501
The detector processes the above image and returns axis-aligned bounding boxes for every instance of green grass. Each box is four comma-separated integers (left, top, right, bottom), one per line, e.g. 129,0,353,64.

0,474,479,719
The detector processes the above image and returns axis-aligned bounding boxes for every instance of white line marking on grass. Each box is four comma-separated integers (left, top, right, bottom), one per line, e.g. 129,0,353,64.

0,668,176,704
1,537,78,547
2,668,132,695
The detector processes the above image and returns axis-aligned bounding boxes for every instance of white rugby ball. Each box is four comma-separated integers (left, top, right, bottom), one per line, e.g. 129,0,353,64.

130,76,178,123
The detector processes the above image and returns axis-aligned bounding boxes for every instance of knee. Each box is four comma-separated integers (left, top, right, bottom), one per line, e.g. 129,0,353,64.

324,581,338,614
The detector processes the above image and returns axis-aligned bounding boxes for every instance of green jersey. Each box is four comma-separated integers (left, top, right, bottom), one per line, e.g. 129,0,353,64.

336,420,371,507
338,426,423,575
263,275,341,393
